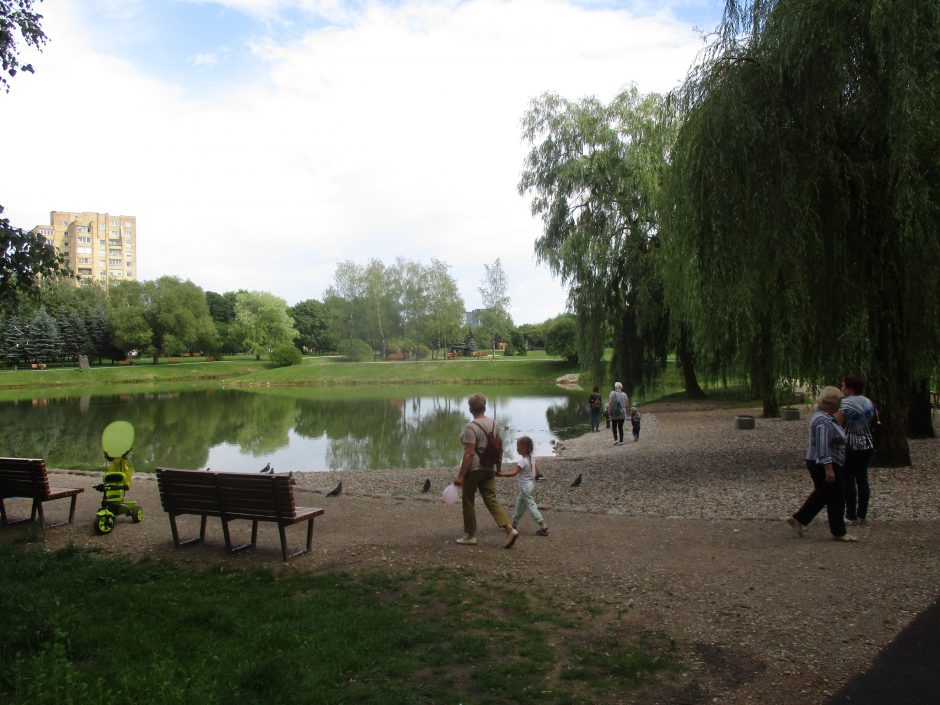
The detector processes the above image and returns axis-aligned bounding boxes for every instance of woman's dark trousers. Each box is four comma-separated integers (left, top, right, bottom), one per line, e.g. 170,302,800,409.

842,448,872,521
611,418,624,443
794,460,847,537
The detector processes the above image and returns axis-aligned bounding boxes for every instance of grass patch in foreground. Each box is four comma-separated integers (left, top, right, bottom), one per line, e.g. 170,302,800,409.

1,545,675,705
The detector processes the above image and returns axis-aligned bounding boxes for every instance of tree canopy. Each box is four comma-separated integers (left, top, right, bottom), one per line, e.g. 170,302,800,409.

661,0,940,463
0,0,46,92
519,88,676,394
1,206,64,310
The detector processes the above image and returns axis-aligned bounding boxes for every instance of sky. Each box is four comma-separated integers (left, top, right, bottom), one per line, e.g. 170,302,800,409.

1,0,724,325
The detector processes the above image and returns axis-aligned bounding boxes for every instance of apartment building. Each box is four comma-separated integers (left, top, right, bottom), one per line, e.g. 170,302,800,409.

32,211,137,286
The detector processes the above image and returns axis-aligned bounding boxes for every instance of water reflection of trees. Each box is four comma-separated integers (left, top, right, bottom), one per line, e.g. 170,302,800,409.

0,390,588,472
295,396,466,469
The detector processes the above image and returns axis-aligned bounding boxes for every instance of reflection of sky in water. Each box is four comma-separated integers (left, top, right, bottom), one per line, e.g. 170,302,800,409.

206,394,579,472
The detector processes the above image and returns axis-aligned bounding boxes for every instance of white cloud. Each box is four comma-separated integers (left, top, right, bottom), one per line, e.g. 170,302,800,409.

1,0,709,324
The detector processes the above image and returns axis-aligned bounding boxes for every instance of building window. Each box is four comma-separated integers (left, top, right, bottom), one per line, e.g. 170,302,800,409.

110,270,123,277
77,247,92,254
109,259,122,266
76,226,89,233
78,236,91,244
79,257,90,264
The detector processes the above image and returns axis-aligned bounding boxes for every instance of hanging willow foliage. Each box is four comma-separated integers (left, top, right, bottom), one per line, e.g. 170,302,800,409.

519,88,676,395
662,0,940,464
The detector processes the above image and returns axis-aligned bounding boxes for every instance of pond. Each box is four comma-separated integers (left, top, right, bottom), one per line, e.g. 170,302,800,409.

0,387,595,473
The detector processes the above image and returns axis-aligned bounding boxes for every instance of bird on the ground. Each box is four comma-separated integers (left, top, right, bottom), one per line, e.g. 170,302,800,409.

421,478,431,493
205,467,211,472
570,474,582,488
260,462,273,473
326,481,343,497
534,472,545,482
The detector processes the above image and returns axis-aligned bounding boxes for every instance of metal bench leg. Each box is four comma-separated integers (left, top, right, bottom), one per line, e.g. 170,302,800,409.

251,520,259,548
199,515,207,542
306,517,314,552
68,494,78,524
222,518,251,554
168,514,201,548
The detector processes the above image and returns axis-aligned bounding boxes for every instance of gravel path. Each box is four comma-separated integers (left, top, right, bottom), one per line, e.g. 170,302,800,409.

11,402,940,705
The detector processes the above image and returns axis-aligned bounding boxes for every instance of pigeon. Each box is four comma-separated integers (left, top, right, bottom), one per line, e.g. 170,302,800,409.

534,472,545,482
288,471,297,486
570,474,582,488
326,481,343,497
260,462,273,474
421,478,431,493
205,467,211,472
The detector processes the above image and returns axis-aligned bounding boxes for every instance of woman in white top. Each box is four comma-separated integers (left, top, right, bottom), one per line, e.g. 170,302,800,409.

607,382,630,445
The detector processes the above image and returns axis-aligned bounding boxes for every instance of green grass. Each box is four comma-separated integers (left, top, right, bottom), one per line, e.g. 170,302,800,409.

0,544,675,705
0,352,577,394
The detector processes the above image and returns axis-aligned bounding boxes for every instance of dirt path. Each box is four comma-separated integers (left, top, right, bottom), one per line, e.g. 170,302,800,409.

6,404,940,705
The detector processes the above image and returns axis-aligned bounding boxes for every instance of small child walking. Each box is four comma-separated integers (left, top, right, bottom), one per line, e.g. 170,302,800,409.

497,436,549,536
630,406,642,441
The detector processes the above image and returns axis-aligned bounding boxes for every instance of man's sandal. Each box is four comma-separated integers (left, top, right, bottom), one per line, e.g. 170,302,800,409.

535,527,549,536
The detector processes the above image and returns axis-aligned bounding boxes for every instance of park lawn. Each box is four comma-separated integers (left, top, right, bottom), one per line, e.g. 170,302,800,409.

1,543,676,705
235,353,578,387
0,357,269,393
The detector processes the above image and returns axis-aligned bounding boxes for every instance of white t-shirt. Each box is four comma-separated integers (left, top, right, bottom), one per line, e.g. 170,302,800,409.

514,455,536,483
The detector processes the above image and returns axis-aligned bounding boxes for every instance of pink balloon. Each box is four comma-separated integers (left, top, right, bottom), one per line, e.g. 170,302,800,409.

441,483,459,504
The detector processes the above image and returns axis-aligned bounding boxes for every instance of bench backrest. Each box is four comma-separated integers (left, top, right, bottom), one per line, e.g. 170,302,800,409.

0,458,52,500
157,468,298,519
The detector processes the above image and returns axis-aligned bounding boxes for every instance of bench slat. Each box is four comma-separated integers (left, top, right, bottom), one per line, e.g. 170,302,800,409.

156,468,324,560
0,457,84,529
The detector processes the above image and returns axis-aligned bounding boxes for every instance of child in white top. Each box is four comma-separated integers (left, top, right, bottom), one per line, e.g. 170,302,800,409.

497,436,549,536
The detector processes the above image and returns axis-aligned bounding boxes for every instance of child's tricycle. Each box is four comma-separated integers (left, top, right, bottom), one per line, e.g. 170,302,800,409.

93,420,143,534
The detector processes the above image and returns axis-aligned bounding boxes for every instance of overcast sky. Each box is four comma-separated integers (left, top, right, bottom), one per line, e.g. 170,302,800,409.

1,0,723,324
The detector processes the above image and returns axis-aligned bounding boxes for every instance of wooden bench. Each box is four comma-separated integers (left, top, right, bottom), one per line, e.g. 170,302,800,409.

156,468,324,561
0,458,84,529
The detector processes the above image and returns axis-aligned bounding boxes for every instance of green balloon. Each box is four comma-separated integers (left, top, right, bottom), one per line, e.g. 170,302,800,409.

102,421,135,458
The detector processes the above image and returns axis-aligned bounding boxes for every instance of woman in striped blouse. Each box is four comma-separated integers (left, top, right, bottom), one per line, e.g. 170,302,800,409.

835,374,877,525
788,386,857,541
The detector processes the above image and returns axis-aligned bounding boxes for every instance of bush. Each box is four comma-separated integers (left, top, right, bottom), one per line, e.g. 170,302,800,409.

415,344,431,360
338,338,375,362
270,344,303,367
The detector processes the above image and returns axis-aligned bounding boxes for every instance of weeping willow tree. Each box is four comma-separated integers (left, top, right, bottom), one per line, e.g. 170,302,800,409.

662,0,940,464
520,87,688,396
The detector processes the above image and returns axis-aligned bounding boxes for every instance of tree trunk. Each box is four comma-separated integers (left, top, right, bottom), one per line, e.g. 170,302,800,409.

676,326,706,399
906,378,935,439
870,344,912,467
753,317,778,418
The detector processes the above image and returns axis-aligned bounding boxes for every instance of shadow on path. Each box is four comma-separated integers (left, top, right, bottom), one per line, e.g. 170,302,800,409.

827,595,940,705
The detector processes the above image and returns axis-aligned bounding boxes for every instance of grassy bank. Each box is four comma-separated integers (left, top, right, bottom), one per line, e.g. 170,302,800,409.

0,353,577,394
1,543,675,705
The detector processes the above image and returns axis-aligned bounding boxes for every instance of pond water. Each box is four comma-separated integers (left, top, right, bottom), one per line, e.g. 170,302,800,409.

0,387,595,473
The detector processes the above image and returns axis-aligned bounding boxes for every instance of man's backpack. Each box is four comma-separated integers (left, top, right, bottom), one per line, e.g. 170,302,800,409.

472,420,503,468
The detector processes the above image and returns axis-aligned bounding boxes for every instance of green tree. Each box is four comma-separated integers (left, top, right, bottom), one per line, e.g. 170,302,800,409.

144,277,217,363
234,291,298,360
0,0,47,92
205,290,239,323
0,313,24,369
662,0,940,463
544,314,579,364
1,206,64,310
289,298,332,353
425,259,465,358
478,258,512,356
519,88,677,394
107,281,151,362
25,308,60,363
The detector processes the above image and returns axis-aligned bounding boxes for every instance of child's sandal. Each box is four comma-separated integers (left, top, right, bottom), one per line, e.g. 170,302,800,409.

535,527,549,536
